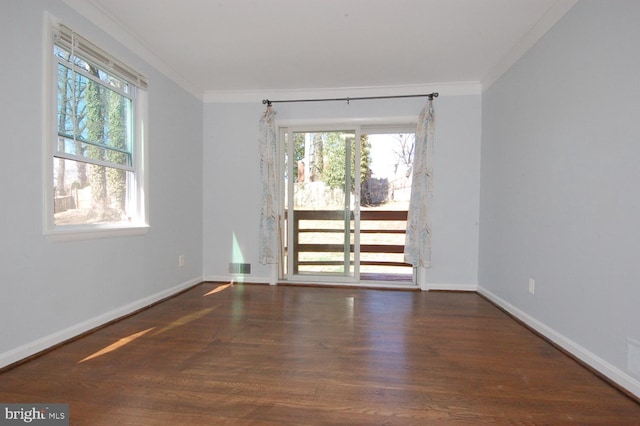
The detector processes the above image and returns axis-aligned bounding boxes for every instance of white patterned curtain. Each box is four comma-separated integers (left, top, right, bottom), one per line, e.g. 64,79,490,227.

258,106,278,264
404,99,435,268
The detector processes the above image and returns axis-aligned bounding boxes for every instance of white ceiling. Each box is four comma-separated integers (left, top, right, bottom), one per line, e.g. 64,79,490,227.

64,0,577,99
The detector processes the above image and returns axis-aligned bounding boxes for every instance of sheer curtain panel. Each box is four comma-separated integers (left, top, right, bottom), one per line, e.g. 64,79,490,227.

404,100,435,271
258,106,278,265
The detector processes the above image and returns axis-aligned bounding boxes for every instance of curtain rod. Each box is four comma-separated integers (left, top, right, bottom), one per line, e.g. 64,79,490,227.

262,92,438,106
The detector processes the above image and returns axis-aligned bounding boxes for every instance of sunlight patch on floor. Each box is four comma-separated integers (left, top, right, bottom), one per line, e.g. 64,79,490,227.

151,306,218,336
78,327,155,363
204,282,234,296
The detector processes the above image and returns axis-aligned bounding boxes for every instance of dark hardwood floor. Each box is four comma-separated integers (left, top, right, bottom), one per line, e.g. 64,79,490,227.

1,282,638,425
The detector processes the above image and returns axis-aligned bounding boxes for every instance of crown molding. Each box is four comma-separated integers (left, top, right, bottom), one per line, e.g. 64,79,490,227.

203,82,481,104
481,0,578,91
61,0,203,100
60,0,576,102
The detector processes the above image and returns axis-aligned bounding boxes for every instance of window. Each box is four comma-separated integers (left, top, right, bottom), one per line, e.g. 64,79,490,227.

45,22,148,240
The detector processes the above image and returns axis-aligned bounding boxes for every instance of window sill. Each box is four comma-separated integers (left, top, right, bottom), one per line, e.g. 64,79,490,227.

45,224,150,243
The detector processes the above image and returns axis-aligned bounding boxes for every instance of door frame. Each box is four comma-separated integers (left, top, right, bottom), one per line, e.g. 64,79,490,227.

276,117,419,287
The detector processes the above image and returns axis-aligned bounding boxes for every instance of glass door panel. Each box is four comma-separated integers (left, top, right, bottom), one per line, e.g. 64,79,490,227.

359,132,415,282
285,130,357,278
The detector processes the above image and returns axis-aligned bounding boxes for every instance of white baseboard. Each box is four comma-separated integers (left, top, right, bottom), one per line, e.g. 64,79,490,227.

428,282,478,292
204,275,271,284
0,276,203,369
204,276,477,292
478,285,640,399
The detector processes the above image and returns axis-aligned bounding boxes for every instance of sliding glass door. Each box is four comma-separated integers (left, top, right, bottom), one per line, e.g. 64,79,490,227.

280,123,416,285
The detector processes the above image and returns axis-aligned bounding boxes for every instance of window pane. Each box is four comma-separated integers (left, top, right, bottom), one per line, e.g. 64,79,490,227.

57,63,132,168
360,132,416,280
73,72,132,152
53,158,133,225
364,133,415,209
57,63,76,137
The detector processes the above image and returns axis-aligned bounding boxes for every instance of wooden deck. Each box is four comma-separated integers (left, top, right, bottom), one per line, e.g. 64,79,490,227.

290,209,413,276
1,282,638,424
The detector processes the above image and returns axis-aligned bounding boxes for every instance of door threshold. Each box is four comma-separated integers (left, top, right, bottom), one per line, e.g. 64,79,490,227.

277,280,418,291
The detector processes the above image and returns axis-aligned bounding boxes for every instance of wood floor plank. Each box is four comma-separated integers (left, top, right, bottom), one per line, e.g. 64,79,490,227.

0,283,638,425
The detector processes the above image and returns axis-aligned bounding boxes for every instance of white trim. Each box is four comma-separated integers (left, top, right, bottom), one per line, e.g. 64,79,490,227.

204,275,271,285
289,274,362,286
60,0,573,100
43,13,56,236
427,282,478,292
281,280,419,291
204,82,481,103
204,275,477,292
478,285,640,399
481,0,578,91
0,277,203,369
61,0,484,102
45,224,150,242
53,151,135,173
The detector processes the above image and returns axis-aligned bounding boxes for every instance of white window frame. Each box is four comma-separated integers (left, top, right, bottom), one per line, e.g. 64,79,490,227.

43,16,149,242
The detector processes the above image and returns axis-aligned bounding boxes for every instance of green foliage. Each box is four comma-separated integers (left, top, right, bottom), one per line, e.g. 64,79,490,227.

322,132,349,191
292,130,371,204
84,66,129,219
85,74,108,213
322,133,371,195
106,91,127,211
360,134,371,183
292,132,305,183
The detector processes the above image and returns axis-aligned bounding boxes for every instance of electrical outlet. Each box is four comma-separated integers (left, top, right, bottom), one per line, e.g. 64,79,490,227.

178,255,185,268
528,278,535,295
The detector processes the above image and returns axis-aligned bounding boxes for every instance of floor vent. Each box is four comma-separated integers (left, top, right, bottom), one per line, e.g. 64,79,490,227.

229,263,251,274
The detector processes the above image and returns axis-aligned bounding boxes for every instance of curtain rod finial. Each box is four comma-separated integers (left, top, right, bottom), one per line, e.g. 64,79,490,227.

262,99,272,106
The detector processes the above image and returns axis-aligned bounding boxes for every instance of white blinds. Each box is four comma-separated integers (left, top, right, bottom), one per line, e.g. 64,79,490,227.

54,23,148,90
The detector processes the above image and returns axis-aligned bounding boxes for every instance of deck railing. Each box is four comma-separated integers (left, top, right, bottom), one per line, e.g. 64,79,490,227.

288,209,411,274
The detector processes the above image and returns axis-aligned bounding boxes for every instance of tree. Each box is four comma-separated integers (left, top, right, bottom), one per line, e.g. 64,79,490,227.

292,132,306,183
359,135,374,205
322,132,371,200
85,67,108,219
56,60,89,196
56,64,72,197
311,133,323,181
292,131,371,205
106,90,127,212
392,133,415,177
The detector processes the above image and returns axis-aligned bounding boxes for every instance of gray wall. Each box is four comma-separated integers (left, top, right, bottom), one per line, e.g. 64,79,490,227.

479,0,640,395
0,0,203,366
203,96,481,288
